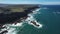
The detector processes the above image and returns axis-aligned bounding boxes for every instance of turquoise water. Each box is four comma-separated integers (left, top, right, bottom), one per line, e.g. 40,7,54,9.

16,8,60,34
2,7,60,34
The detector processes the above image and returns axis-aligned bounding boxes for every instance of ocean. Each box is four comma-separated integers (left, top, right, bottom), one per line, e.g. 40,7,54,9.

1,5,60,34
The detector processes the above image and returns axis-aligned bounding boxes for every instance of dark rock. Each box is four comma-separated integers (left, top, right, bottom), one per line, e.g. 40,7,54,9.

31,21,39,27
0,30,8,34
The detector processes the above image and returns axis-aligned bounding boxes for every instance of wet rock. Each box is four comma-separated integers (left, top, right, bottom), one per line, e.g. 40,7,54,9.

0,30,8,34
31,21,39,27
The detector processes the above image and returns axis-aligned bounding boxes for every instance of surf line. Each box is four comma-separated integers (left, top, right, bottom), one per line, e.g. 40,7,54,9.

25,8,43,28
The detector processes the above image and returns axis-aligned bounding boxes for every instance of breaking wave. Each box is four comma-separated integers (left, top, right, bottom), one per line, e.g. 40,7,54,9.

25,8,42,28
0,8,43,34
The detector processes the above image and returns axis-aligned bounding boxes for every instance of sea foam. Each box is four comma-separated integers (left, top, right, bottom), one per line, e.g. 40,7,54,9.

25,8,43,28
0,8,43,34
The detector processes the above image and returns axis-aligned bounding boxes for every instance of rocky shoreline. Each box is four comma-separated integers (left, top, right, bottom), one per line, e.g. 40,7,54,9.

0,5,40,34
0,5,39,23
0,5,40,27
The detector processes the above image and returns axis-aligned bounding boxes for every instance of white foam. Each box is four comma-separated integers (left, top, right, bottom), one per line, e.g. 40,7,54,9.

25,8,43,28
0,28,7,33
0,22,24,34
0,8,42,34
5,22,23,34
33,8,41,14
11,23,23,27
6,28,17,34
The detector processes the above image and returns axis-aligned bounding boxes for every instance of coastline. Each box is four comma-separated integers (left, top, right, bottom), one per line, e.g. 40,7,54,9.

0,5,41,34
0,5,40,24
0,6,39,33
25,8,42,28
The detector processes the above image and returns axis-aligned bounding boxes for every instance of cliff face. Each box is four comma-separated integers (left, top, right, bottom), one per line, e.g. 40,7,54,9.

0,4,40,25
